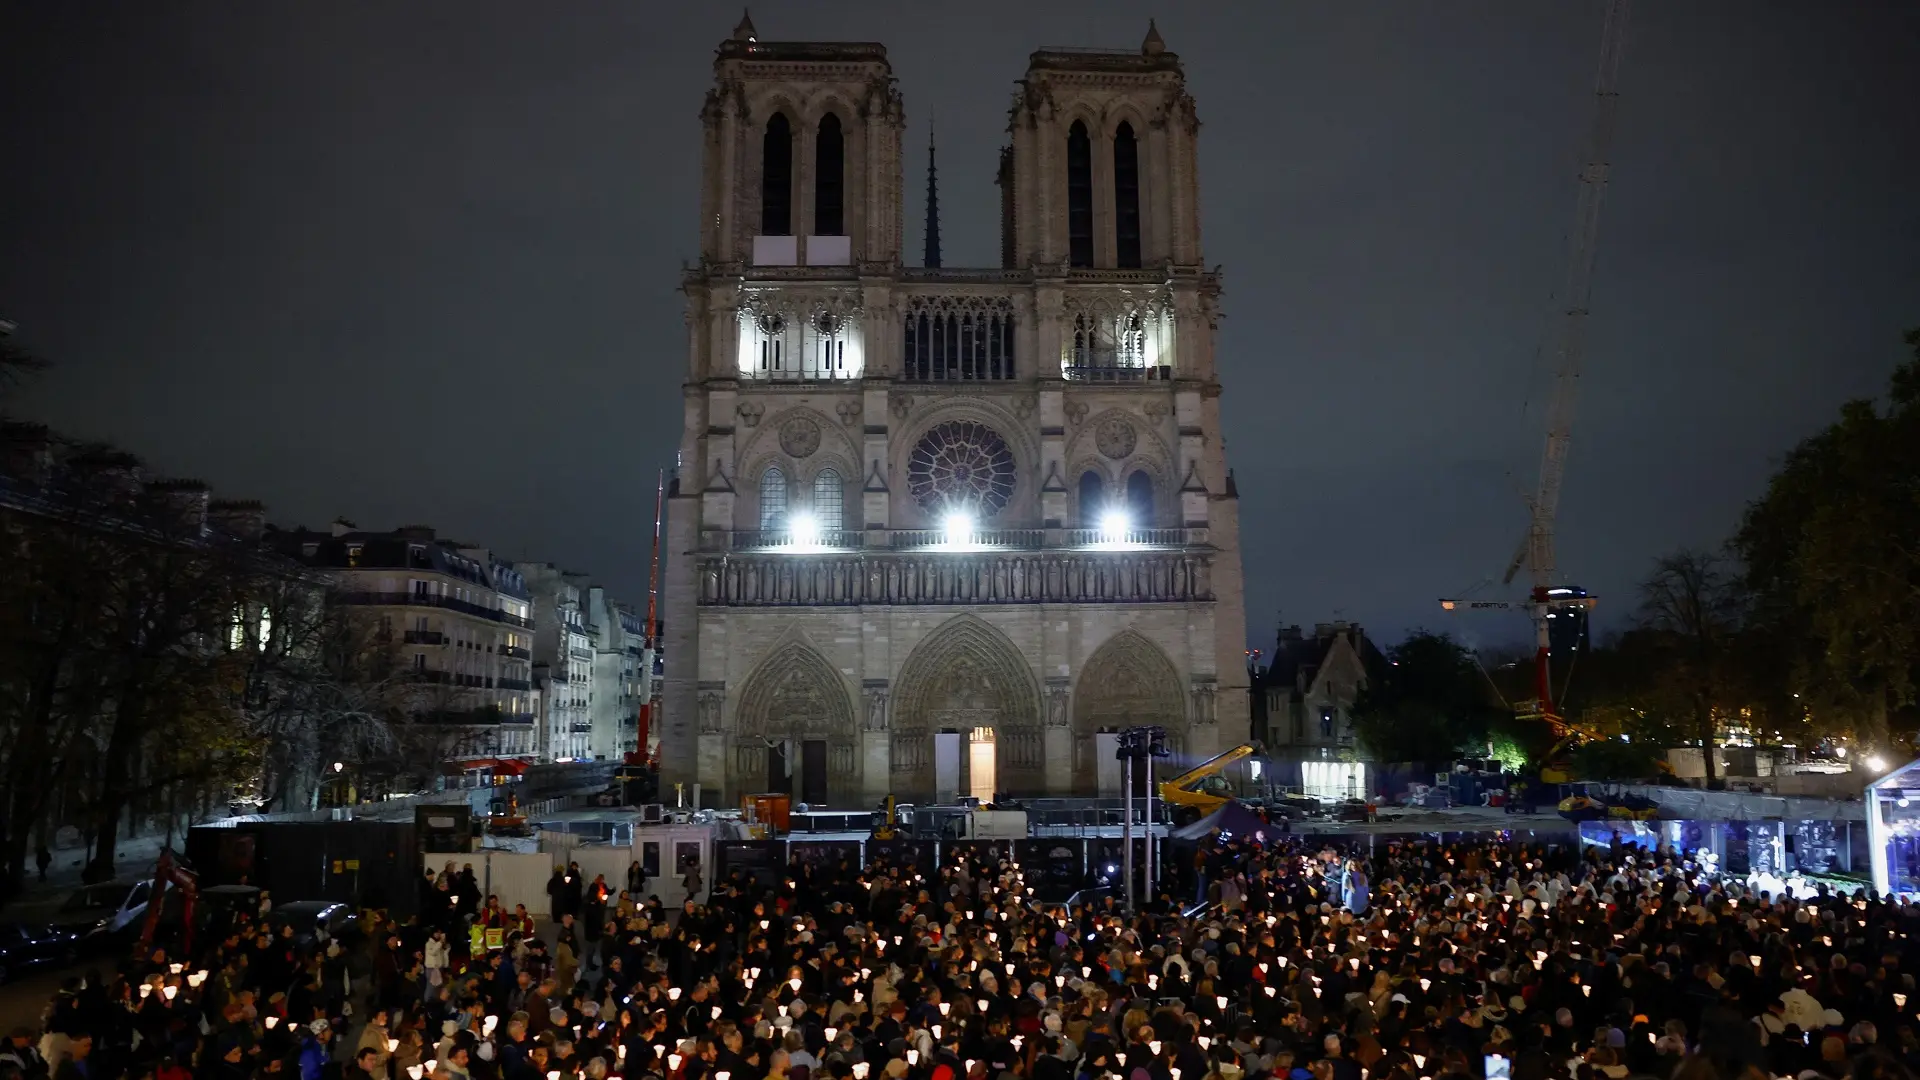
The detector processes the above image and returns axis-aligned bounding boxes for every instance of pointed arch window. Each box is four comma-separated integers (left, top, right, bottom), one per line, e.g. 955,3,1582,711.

762,114,793,236
815,113,845,236
1078,470,1106,525
901,296,1015,381
1126,469,1154,523
812,468,844,532
1114,121,1142,268
1066,120,1093,268
759,466,788,531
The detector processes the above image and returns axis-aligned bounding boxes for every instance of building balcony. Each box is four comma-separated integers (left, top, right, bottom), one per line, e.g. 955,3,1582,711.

336,590,534,629
499,645,531,660
1062,363,1174,383
499,678,531,692
412,706,532,727
569,722,593,734
403,630,445,645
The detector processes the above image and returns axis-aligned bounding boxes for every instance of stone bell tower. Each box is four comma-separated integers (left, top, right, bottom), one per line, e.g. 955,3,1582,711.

696,11,906,269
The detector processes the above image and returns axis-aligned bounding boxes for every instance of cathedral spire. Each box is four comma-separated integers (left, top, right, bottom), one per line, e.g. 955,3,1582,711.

1142,18,1166,55
732,9,757,42
923,120,942,269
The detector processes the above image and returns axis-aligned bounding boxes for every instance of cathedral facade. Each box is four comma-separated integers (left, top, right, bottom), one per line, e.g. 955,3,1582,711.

659,17,1247,805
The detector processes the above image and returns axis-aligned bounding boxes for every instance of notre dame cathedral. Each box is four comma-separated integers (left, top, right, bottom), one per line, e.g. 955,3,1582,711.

659,14,1247,806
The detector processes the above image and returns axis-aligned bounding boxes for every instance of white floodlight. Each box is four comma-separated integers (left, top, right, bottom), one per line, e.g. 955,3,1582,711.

943,512,973,547
788,512,820,547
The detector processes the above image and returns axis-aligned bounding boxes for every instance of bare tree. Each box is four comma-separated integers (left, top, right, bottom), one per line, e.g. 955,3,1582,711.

1637,549,1748,785
236,581,407,812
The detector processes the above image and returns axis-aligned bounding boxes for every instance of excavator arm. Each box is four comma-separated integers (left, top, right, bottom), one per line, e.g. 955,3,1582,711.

1158,743,1262,810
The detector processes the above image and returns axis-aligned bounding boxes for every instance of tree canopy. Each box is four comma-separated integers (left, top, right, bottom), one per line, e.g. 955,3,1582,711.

1349,631,1504,760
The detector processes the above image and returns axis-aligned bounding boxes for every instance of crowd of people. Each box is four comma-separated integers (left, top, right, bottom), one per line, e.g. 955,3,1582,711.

2,829,1914,1080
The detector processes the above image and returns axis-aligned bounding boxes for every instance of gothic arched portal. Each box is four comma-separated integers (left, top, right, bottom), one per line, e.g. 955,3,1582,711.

890,614,1042,796
731,641,858,802
1071,629,1187,789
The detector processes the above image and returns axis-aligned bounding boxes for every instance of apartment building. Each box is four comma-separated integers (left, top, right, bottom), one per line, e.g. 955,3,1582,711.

578,588,648,760
274,522,538,758
517,562,593,761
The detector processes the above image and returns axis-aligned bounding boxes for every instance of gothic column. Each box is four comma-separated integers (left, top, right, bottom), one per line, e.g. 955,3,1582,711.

861,681,892,804
695,682,729,807
1044,677,1073,794
1187,677,1220,763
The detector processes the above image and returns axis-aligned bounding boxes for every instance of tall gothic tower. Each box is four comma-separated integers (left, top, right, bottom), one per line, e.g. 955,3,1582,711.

660,17,1247,806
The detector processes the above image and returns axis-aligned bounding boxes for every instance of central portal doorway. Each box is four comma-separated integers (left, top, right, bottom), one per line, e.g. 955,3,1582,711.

968,727,996,803
800,740,828,804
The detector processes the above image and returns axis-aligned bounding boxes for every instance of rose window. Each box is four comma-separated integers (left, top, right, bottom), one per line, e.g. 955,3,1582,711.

906,420,1016,517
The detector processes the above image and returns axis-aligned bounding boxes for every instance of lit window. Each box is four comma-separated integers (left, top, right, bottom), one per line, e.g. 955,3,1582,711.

759,467,788,531
812,469,843,532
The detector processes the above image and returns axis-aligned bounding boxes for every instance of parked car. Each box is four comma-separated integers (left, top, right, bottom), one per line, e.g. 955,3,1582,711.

0,922,82,983
52,880,155,953
271,901,360,949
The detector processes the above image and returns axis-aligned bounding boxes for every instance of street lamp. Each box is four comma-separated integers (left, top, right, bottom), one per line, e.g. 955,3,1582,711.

332,761,344,773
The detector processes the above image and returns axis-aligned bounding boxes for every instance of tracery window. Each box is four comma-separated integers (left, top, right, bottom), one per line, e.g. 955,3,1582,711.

907,421,1017,518
902,295,1015,381
812,468,844,530
738,298,863,380
759,466,788,531
1126,469,1154,523
1067,121,1093,268
1114,122,1142,268
762,114,793,236
1078,470,1106,525
1062,294,1174,382
815,114,845,236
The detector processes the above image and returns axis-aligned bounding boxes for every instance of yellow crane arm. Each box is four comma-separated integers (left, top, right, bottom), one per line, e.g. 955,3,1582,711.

1158,742,1262,807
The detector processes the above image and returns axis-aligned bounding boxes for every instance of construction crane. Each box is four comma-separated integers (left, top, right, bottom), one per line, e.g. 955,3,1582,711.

1443,0,1629,726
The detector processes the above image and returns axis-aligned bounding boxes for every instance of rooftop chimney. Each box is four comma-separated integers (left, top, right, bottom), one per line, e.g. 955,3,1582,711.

0,422,53,487
208,499,268,540
67,449,143,501
145,479,211,534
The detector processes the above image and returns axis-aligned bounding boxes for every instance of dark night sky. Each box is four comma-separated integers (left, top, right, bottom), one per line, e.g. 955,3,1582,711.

3,3,1916,652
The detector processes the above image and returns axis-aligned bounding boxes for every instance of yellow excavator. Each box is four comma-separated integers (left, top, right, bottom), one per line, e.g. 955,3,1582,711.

1159,743,1263,821
870,794,899,840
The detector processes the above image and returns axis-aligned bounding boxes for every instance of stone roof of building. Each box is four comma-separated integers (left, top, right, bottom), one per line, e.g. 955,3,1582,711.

1264,622,1389,700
